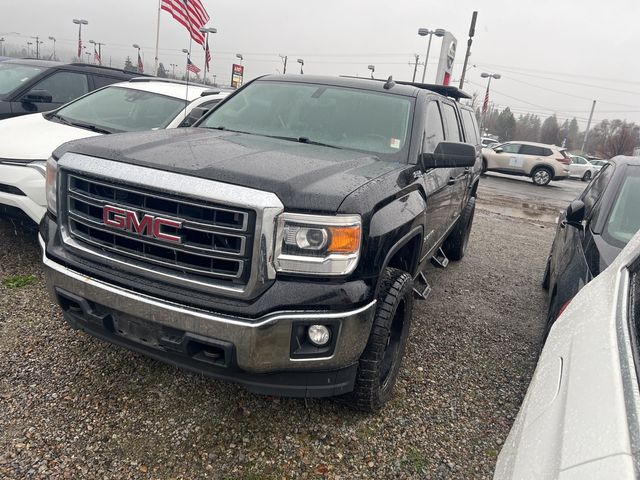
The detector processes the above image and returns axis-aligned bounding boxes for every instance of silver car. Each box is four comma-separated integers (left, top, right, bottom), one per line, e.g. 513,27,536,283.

495,230,640,479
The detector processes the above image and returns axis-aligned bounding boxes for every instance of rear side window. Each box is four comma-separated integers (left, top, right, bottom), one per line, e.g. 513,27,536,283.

31,71,89,103
519,145,546,156
441,102,461,142
424,101,445,153
461,109,479,144
93,76,122,89
582,163,615,215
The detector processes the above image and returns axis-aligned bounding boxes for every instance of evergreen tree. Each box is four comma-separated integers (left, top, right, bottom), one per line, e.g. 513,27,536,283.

123,56,135,72
540,115,560,145
157,62,168,78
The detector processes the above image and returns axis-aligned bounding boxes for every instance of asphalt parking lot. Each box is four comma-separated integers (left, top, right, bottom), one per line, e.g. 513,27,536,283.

0,175,585,480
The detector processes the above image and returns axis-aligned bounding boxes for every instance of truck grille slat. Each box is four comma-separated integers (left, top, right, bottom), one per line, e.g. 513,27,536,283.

65,173,254,284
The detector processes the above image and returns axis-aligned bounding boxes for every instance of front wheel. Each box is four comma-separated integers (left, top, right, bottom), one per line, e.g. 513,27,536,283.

341,268,413,411
531,167,553,186
582,170,592,182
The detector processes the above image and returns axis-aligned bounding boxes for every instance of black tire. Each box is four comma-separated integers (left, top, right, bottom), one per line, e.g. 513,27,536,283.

582,170,592,182
481,158,488,176
531,167,553,186
341,268,413,412
442,196,476,261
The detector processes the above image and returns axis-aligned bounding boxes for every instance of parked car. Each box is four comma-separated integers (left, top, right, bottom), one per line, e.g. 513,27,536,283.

494,228,640,479
542,156,640,337
0,58,145,120
482,141,571,186
40,75,481,411
588,158,608,168
481,136,499,148
568,154,597,181
0,78,229,224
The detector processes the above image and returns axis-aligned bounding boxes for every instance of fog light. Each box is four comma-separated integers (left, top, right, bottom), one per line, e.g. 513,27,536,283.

307,325,331,347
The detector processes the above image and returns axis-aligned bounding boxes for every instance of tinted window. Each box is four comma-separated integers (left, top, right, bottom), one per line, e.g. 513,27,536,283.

461,108,479,144
424,100,445,153
93,76,123,89
202,81,413,159
32,71,89,103
604,167,640,246
0,63,45,95
500,143,521,154
441,102,461,142
178,99,223,127
582,163,614,214
519,145,546,156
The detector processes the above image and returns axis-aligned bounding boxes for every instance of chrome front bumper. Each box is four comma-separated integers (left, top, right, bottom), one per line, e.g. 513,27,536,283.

40,235,376,374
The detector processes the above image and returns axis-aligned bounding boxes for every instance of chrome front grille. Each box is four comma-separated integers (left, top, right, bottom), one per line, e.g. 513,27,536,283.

65,173,254,284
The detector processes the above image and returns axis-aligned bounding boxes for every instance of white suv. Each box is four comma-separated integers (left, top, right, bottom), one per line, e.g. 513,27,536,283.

482,141,571,186
0,78,229,224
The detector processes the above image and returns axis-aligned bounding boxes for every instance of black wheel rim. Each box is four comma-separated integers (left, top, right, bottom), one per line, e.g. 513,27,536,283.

379,300,406,387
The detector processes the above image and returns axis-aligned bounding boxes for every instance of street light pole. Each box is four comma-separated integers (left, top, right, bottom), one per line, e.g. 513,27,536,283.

479,72,501,133
31,36,43,59
89,40,105,65
236,53,243,65
297,58,304,75
368,65,375,79
199,27,217,84
132,44,142,73
72,19,88,61
418,28,445,83
170,63,177,78
0,38,4,56
26,42,33,57
48,36,56,60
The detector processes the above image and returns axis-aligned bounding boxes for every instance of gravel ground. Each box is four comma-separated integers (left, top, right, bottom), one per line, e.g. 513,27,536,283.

0,206,554,480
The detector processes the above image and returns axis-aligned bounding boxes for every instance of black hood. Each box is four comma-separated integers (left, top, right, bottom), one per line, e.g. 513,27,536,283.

55,128,404,213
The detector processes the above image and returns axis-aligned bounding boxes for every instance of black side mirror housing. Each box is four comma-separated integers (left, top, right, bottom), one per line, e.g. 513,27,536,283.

566,199,586,227
420,142,476,170
22,89,53,104
493,147,503,153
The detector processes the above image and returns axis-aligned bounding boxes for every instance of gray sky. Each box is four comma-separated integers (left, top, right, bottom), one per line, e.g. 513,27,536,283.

2,0,639,128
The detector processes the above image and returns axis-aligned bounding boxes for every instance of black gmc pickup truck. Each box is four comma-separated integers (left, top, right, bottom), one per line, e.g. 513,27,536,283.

40,75,481,411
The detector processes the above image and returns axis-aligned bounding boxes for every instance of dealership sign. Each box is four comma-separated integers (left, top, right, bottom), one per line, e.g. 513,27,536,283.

435,31,457,86
231,63,244,88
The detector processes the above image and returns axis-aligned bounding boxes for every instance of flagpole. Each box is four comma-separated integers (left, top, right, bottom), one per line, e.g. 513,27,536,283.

154,0,161,75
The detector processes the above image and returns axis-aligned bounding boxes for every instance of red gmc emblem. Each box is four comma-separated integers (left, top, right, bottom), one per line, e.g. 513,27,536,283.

102,205,183,244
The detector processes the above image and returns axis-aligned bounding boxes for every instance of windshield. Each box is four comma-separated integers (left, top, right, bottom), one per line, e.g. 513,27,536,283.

604,167,640,246
201,81,413,159
0,63,45,95
52,86,187,133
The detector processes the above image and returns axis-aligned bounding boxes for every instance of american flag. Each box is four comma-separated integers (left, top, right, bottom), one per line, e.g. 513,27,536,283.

204,37,211,71
482,88,489,114
161,0,209,47
187,58,200,74
94,46,101,66
137,52,144,73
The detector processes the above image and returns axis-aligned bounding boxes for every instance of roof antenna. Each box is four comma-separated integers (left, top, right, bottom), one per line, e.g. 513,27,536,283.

383,76,395,90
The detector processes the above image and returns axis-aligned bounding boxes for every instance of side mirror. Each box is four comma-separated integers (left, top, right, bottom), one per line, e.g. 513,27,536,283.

493,147,503,153
420,142,476,169
566,199,585,226
22,89,53,104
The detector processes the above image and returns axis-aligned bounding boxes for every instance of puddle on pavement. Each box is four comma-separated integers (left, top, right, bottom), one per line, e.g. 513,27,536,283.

478,201,560,223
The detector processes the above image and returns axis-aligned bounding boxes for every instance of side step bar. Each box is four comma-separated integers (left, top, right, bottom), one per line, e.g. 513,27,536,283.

412,271,432,300
431,247,449,269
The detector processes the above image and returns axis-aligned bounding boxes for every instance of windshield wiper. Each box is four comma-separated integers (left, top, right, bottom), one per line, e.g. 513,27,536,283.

296,137,341,149
47,113,72,125
64,121,114,135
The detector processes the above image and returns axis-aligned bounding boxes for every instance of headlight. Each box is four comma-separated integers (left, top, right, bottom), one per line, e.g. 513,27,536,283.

45,156,58,215
275,213,361,275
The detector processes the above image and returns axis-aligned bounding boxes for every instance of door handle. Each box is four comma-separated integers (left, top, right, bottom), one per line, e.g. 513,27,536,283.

447,177,456,185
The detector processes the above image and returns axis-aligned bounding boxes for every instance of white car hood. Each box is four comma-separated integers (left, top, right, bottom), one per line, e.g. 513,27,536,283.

495,232,640,479
0,113,101,160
